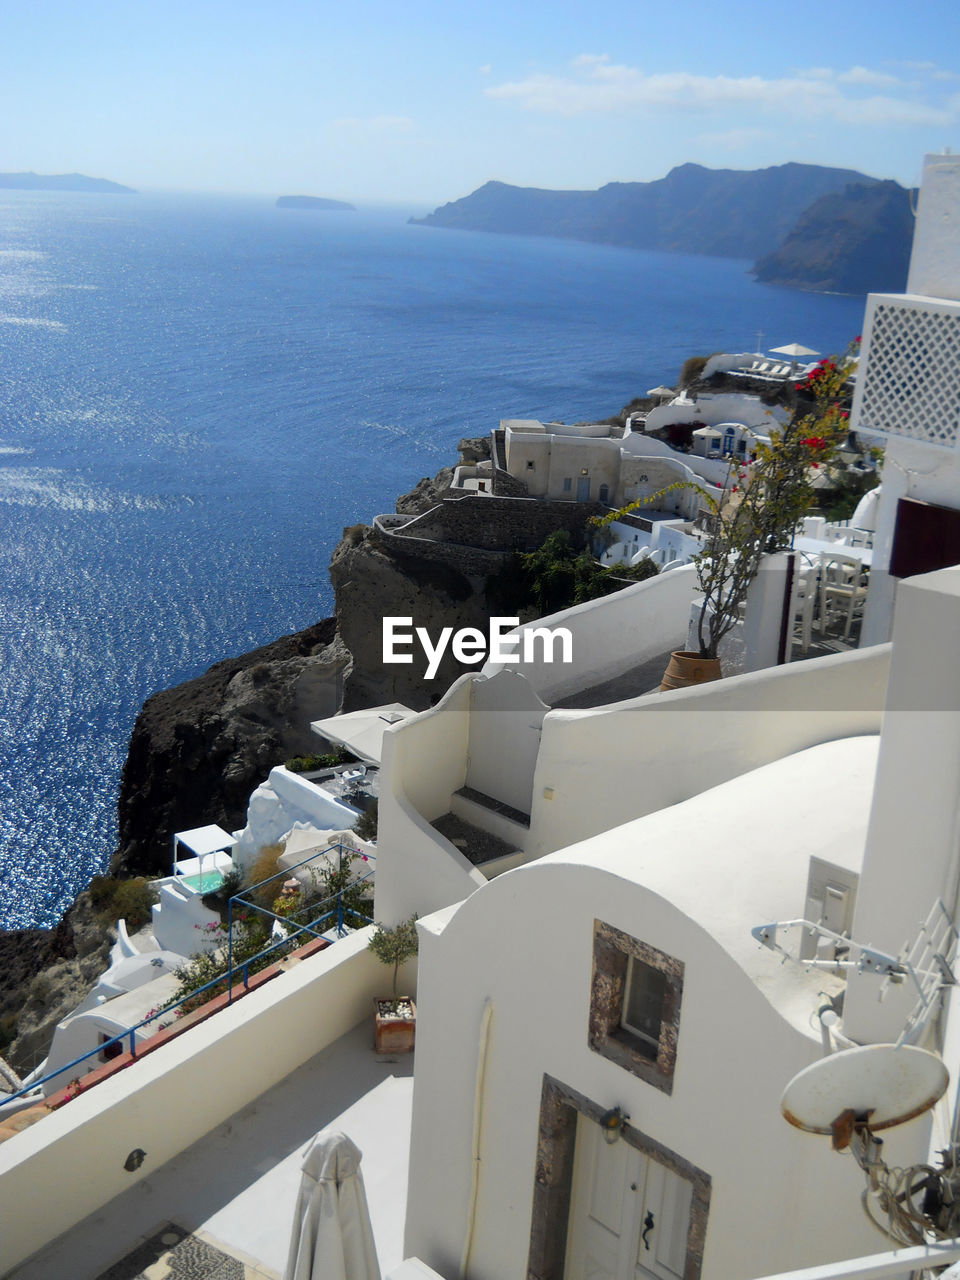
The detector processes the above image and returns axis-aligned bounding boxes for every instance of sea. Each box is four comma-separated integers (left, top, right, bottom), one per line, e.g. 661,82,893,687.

0,191,865,931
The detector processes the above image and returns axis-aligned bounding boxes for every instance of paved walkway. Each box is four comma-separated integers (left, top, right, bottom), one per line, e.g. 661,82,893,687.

551,649,674,708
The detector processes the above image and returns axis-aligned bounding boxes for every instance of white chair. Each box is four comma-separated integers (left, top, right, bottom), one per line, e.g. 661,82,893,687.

791,566,818,654
819,552,868,639
846,527,874,549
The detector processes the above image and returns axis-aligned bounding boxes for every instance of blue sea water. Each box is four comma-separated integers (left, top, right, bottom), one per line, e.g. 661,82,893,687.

0,191,865,930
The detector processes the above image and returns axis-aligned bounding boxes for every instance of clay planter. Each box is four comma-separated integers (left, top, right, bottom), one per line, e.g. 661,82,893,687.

374,997,416,1054
659,650,722,692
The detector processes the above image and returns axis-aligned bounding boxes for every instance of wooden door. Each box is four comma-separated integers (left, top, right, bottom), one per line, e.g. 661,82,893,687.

564,1116,693,1280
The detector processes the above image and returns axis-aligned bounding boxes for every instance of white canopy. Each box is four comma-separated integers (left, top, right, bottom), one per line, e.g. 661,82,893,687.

173,825,237,857
312,704,416,765
646,384,676,398
770,342,820,358
284,1131,381,1280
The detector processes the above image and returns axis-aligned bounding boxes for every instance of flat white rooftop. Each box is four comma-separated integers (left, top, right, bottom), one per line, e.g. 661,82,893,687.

9,1021,414,1280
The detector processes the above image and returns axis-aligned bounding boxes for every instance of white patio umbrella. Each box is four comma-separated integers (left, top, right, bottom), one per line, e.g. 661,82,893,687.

769,342,820,358
284,1131,381,1280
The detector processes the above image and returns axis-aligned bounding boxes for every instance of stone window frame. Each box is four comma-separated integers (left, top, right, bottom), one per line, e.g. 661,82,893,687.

588,919,683,1094
527,1074,711,1280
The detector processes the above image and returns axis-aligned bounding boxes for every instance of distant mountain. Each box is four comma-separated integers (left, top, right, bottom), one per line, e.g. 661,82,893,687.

753,180,913,294
411,163,880,262
0,171,136,194
276,195,355,212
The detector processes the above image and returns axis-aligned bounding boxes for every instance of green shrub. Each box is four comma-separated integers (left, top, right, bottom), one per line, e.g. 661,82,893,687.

486,529,642,617
610,559,660,583
677,355,709,388
0,1012,17,1053
171,913,273,1013
87,875,157,929
353,799,378,843
285,748,353,773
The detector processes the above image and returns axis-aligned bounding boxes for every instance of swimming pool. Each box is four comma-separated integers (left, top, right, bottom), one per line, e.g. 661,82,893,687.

179,869,226,894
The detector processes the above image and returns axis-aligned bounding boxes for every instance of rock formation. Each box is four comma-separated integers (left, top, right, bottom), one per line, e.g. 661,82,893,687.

753,180,913,294
411,162,879,262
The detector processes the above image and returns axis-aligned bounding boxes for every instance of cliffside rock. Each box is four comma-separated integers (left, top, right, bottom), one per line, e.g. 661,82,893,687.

330,523,497,709
753,180,913,294
4,892,113,1075
395,468,454,516
115,618,346,879
393,439,490,516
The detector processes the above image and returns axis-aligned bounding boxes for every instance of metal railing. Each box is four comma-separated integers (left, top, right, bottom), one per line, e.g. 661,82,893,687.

0,842,374,1112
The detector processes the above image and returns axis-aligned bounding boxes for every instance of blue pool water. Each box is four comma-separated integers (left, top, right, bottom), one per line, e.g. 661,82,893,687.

0,191,865,928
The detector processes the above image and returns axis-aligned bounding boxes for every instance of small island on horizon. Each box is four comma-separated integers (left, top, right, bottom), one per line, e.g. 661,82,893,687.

0,171,136,194
276,195,356,212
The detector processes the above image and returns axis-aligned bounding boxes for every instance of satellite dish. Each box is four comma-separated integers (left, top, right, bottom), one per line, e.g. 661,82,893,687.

781,1044,949,1137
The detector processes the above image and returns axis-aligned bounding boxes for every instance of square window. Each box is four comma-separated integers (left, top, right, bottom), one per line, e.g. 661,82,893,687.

589,920,683,1093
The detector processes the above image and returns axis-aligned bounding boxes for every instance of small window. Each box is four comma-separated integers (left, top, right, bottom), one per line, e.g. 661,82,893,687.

598,483,609,503
621,957,666,1058
563,477,572,492
526,460,536,470
589,920,683,1093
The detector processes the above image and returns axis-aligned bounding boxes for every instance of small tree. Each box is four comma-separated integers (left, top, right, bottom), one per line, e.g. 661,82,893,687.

368,915,419,999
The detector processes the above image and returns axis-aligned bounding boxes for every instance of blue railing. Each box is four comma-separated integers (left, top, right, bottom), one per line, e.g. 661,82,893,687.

0,841,374,1112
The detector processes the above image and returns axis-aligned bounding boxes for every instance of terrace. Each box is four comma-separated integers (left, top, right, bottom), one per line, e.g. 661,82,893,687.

1,932,417,1280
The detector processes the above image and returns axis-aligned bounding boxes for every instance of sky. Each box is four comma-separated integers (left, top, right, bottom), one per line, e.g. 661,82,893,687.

2,0,959,206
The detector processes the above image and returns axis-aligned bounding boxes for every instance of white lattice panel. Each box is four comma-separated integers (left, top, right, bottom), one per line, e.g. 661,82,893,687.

852,294,960,450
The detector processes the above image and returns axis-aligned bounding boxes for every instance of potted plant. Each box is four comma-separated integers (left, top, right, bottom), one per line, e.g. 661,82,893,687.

597,343,858,684
368,915,419,1053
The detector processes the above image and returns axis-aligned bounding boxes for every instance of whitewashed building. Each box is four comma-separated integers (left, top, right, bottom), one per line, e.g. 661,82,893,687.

4,154,960,1280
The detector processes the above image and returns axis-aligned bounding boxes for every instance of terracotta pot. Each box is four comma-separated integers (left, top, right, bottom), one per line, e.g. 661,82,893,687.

659,650,722,692
374,997,416,1054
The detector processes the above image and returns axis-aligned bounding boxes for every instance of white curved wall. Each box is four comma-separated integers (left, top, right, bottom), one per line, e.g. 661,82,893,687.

482,565,697,702
526,643,890,859
376,677,485,923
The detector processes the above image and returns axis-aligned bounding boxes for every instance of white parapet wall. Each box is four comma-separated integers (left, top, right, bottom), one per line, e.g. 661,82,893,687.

0,930,415,1276
525,642,891,860
375,677,486,924
482,564,697,704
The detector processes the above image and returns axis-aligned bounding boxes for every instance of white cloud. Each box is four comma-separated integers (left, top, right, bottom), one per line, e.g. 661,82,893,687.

797,65,901,87
837,66,902,87
485,58,956,129
478,64,492,75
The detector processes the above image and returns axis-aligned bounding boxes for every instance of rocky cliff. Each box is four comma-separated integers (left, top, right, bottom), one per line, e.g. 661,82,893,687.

753,180,913,294
411,162,879,262
115,617,347,879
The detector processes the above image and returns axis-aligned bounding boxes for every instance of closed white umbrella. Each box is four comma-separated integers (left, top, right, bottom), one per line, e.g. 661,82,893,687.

284,1131,381,1280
